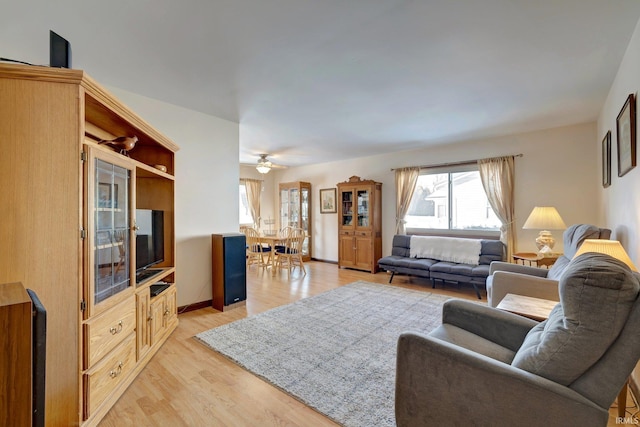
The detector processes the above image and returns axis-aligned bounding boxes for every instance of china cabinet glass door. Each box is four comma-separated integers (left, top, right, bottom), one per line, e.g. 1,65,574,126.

300,187,309,255
278,182,312,260
357,189,370,227
94,158,131,305
280,189,289,227
289,188,299,227
341,188,354,227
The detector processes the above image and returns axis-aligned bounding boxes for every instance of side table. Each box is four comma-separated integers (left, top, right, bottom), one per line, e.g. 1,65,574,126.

512,252,560,268
496,293,557,321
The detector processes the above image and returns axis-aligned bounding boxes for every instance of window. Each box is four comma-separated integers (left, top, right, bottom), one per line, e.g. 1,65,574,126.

404,168,501,234
239,183,253,225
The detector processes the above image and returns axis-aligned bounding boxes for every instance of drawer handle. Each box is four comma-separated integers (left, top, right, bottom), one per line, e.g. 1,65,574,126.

164,308,170,316
109,320,123,335
109,361,124,379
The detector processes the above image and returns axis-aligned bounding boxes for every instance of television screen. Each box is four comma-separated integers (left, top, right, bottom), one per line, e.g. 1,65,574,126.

135,209,164,274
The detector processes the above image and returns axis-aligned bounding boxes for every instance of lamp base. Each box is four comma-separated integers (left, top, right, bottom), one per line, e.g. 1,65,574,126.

535,231,555,256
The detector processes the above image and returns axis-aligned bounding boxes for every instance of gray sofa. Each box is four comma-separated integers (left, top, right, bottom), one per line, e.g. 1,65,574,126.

378,235,505,299
396,252,640,426
486,224,611,307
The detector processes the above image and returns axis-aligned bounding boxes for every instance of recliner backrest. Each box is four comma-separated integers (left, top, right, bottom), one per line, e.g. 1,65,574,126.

562,224,611,259
569,277,640,408
547,224,612,280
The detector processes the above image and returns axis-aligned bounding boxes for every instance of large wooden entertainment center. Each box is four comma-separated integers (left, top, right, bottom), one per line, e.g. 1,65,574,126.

0,63,179,426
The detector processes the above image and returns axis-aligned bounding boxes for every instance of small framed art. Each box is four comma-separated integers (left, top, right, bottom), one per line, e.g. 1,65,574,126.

602,131,611,188
320,188,337,213
616,93,636,177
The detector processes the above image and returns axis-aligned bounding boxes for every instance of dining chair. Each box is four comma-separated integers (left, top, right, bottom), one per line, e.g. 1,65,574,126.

273,226,292,253
244,227,270,270
274,227,306,275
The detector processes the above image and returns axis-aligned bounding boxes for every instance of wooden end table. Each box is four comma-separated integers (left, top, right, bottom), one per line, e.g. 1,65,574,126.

512,252,560,268
496,293,557,321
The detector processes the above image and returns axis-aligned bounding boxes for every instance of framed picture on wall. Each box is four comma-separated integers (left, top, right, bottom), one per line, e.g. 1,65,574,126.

616,93,636,177
602,131,611,188
320,188,337,213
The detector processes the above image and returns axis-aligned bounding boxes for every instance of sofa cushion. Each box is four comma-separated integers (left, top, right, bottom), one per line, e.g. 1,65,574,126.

401,257,439,270
511,253,640,385
430,261,473,276
378,255,406,268
479,240,504,265
390,234,411,257
471,264,491,278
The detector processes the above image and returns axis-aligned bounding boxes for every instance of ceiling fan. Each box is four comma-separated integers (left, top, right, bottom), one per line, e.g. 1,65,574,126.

251,154,287,174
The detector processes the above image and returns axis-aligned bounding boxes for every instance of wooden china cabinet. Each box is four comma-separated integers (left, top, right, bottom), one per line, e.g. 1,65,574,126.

0,63,178,426
279,181,312,261
337,176,382,273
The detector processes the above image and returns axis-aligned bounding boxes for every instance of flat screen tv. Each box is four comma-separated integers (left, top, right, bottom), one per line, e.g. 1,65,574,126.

136,209,164,276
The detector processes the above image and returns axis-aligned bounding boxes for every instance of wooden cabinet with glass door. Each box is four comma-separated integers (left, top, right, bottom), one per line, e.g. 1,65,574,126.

337,176,382,273
279,181,311,261
0,63,178,427
82,110,178,425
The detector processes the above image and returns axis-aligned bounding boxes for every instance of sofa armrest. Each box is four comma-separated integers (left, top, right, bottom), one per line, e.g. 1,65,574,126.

441,299,537,351
488,271,560,308
489,261,550,277
395,332,607,427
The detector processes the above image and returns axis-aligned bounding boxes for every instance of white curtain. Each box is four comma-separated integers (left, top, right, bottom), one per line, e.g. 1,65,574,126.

478,156,516,261
243,179,262,229
395,167,420,235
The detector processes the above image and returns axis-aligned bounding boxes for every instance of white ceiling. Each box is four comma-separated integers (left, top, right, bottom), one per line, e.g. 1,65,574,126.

2,1,640,167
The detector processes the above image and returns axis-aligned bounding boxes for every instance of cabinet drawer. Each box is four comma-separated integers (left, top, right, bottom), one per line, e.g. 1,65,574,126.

84,297,136,369
356,231,370,237
340,230,353,236
84,333,135,418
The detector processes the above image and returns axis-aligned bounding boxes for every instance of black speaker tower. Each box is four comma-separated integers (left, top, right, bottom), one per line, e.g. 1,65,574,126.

211,233,247,311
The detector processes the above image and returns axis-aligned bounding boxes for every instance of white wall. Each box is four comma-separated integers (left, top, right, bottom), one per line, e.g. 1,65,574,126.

108,87,239,307
269,122,599,262
597,17,640,265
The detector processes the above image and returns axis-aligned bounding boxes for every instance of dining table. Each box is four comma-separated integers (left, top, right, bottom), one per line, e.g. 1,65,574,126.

258,233,287,274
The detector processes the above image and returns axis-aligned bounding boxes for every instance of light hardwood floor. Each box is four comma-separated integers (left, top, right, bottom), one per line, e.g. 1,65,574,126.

98,261,633,426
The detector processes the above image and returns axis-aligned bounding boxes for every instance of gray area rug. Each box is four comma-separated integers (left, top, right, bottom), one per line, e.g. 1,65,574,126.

195,281,449,427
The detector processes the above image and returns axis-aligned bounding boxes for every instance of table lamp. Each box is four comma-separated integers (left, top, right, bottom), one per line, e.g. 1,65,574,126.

573,239,638,272
522,206,566,255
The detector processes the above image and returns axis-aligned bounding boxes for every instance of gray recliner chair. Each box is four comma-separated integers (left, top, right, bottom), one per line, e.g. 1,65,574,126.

396,252,640,427
486,224,611,307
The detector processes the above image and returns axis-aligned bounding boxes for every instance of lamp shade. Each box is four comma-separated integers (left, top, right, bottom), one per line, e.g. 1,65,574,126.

573,239,638,272
522,207,566,230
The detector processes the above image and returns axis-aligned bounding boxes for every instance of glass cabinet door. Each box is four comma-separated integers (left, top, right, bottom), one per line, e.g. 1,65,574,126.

357,189,370,227
289,189,299,227
341,188,354,227
94,158,131,305
279,181,312,260
300,187,309,255
280,188,289,228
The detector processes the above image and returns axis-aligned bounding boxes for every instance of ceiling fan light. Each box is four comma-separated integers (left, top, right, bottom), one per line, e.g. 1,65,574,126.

256,160,272,174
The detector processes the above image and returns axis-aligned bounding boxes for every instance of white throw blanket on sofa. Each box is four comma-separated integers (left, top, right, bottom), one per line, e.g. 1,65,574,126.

410,236,482,265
